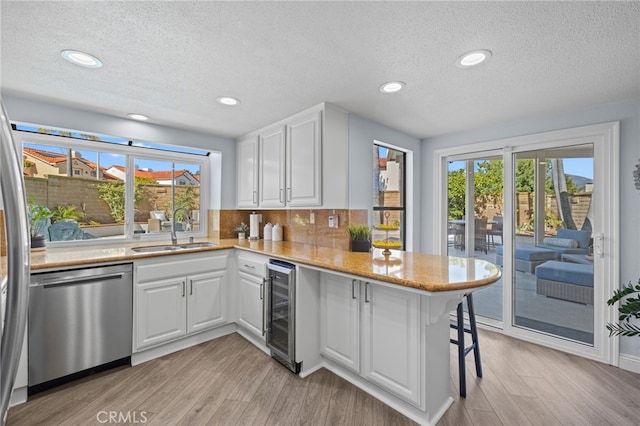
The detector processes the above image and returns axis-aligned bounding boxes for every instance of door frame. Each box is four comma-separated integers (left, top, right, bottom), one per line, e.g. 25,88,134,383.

433,122,620,365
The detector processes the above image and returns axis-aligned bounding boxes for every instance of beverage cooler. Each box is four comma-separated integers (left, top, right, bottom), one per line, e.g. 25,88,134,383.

265,260,300,374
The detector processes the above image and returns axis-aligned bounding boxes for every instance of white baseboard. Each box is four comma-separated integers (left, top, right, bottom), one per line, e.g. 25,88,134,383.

618,353,640,374
9,386,27,407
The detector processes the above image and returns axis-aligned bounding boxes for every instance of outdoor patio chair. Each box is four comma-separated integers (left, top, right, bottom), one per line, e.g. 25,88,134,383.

487,216,503,248
474,217,488,254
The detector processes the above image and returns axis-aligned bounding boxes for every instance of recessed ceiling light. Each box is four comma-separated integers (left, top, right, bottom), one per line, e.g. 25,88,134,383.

456,50,492,68
60,49,103,68
217,96,240,106
379,81,406,94
127,113,149,121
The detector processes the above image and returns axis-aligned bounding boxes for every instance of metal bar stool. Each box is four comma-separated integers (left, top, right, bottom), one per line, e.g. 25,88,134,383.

450,293,482,398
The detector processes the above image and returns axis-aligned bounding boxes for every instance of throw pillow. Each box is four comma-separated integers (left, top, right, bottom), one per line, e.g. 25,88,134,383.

543,237,579,248
556,228,591,248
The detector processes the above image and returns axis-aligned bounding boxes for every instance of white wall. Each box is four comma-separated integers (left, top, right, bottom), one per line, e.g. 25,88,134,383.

2,94,237,209
421,98,640,360
348,113,421,251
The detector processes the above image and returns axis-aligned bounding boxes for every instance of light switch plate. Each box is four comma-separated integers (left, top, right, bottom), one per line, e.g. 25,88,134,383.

310,212,315,224
328,214,338,228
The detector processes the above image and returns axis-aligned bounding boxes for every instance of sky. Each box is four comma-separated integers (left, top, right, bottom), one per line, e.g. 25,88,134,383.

16,124,206,173
448,158,594,180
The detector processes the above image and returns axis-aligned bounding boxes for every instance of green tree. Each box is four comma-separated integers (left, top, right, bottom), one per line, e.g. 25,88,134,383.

447,168,466,220
516,159,579,195
96,178,149,223
174,185,199,221
474,160,503,216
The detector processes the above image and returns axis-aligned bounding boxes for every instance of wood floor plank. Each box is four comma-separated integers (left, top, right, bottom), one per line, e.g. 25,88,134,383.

8,329,640,426
235,363,288,426
511,394,562,426
208,399,249,425
6,394,90,426
541,358,638,425
225,347,273,402
466,407,504,426
324,375,357,425
296,369,336,425
148,369,220,425
472,363,532,425
437,391,474,426
52,359,166,425
449,359,497,413
264,373,309,425
176,370,235,425
521,376,590,426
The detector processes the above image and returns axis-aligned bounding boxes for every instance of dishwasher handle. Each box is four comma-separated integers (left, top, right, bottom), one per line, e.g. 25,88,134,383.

40,272,128,288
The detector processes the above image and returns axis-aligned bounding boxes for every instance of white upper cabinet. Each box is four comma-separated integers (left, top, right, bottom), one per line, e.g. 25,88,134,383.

259,126,286,208
236,135,259,208
236,102,348,209
286,111,322,206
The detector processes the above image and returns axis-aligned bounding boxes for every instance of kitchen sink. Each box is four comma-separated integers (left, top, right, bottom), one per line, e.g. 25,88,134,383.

131,242,217,253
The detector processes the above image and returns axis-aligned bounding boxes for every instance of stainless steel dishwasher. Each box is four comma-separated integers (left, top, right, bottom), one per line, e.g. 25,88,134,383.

28,264,133,392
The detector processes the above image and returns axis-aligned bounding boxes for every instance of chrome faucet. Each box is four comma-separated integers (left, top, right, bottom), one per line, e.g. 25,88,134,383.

171,207,192,245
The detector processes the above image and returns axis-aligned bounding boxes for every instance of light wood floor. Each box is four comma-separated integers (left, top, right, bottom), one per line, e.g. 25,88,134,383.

8,329,639,425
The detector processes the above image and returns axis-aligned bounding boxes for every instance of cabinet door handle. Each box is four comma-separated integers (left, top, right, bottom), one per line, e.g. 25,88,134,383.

260,278,265,300
351,279,357,299
364,282,370,303
287,187,292,202
253,190,257,204
182,281,185,297
279,188,284,204
190,279,193,295
244,264,255,270
262,277,269,336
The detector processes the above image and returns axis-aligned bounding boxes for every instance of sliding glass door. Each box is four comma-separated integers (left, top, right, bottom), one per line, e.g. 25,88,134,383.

446,155,504,322
512,146,594,344
436,122,618,363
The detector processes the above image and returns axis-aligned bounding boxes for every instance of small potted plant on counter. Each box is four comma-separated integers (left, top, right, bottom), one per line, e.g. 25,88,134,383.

348,224,371,252
27,198,52,251
234,222,249,240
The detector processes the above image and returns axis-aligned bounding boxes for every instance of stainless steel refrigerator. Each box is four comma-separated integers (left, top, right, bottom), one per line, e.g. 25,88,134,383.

0,98,31,425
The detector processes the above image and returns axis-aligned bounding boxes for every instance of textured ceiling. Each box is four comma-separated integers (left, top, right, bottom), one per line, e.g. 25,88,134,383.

1,1,639,140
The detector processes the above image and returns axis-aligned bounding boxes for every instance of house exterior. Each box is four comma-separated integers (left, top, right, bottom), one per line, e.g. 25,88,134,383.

23,147,116,180
104,165,200,185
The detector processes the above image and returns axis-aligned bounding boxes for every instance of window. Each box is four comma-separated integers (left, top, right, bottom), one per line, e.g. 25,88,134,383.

16,125,209,244
372,143,406,248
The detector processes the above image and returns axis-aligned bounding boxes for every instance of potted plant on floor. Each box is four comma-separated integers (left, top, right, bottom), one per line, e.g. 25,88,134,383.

606,278,640,337
27,198,52,251
348,224,371,252
234,222,249,240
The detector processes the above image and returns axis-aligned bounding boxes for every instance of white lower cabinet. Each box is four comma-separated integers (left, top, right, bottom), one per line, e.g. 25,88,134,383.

320,272,422,407
136,277,188,348
236,252,268,340
134,251,229,351
320,274,360,372
187,270,226,333
361,282,421,406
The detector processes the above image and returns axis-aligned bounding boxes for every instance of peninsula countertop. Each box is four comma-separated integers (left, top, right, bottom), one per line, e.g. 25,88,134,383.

8,238,500,292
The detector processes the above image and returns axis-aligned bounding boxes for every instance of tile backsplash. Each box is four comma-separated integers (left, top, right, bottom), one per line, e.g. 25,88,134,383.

211,209,368,251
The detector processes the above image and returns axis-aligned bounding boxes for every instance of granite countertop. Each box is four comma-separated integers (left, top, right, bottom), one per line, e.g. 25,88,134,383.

4,238,500,292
